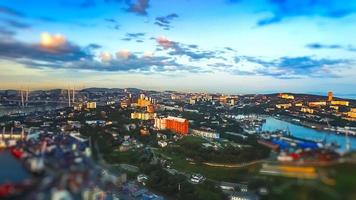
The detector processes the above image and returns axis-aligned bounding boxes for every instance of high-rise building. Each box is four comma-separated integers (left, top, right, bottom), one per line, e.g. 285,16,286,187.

165,116,189,135
154,116,189,135
328,91,333,101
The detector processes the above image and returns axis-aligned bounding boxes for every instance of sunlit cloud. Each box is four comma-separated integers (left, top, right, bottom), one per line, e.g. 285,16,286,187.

143,51,154,57
99,52,112,62
40,32,66,49
116,50,131,59
156,36,172,49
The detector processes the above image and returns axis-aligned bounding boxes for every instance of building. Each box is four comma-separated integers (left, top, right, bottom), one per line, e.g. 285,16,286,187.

154,118,167,130
331,100,349,106
189,98,196,105
165,116,189,135
147,105,155,113
120,100,130,108
328,91,333,101
137,98,151,107
279,93,294,100
86,102,96,109
275,103,292,109
301,107,314,114
154,116,189,135
347,108,356,119
330,105,339,110
191,128,220,139
131,112,156,120
308,101,326,107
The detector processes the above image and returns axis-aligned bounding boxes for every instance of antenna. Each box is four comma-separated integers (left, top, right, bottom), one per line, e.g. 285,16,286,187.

72,87,75,103
26,87,29,106
20,88,24,107
67,87,71,107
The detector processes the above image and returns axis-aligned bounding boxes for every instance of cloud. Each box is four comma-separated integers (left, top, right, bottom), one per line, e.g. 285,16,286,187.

143,51,154,57
2,19,31,29
155,36,216,60
104,18,121,30
306,43,356,52
0,33,93,64
258,0,356,26
0,27,15,37
0,6,25,17
86,43,102,49
0,32,204,74
40,33,67,50
156,36,173,48
116,50,132,59
233,55,353,78
0,5,56,22
154,13,179,30
121,32,146,42
100,52,113,62
126,0,150,15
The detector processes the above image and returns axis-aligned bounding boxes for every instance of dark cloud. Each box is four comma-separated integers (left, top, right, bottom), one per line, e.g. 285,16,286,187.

105,18,118,23
154,13,179,30
126,32,145,37
0,6,25,17
0,38,93,64
233,55,352,78
86,43,102,49
0,6,56,22
155,37,216,60
104,18,121,30
126,0,150,16
306,43,356,52
0,27,15,37
3,19,31,29
122,32,145,42
258,0,356,26
0,34,202,74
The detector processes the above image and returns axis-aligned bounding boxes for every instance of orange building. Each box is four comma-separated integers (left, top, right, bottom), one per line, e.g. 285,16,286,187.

137,98,151,107
308,101,326,107
165,116,189,135
328,91,333,101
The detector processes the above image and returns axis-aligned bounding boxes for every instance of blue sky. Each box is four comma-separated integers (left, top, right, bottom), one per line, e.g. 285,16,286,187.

0,0,355,96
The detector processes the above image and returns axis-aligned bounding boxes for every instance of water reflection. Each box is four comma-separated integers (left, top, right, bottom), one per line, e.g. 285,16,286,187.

262,117,356,151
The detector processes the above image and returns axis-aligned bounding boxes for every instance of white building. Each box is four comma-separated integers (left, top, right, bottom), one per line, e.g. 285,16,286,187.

191,128,220,139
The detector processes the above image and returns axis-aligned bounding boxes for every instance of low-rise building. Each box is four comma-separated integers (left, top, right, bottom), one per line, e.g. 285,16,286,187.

191,128,220,139
308,101,326,107
276,103,292,109
301,107,314,114
131,112,156,120
331,100,349,106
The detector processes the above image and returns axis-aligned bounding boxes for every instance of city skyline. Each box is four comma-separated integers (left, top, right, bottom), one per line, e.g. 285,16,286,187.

0,0,356,95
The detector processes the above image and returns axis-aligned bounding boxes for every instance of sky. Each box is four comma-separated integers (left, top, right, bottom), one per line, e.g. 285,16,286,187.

0,0,356,96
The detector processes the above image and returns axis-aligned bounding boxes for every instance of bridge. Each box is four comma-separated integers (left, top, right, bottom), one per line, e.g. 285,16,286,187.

1,87,78,108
